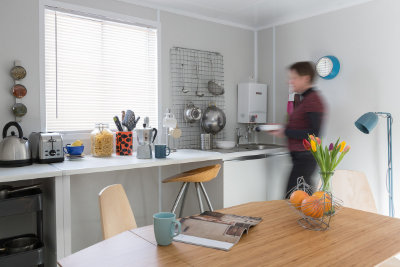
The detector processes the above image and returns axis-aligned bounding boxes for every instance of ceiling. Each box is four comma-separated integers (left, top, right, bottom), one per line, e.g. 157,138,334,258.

120,0,374,29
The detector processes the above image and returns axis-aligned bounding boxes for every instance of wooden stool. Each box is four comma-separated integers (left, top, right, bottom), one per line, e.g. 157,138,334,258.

163,164,221,217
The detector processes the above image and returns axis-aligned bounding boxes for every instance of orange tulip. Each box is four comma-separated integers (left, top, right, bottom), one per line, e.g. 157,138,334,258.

316,137,321,145
303,139,311,150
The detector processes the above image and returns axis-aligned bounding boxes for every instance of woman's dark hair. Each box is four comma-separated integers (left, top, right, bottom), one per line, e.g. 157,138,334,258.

289,61,316,83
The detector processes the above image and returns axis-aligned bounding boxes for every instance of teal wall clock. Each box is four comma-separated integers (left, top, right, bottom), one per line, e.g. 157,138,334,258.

316,55,340,80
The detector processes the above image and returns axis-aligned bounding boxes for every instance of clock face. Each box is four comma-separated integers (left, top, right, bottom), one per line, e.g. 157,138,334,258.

316,57,334,78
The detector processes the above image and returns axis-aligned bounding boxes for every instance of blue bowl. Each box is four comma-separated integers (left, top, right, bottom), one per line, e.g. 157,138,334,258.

64,145,84,155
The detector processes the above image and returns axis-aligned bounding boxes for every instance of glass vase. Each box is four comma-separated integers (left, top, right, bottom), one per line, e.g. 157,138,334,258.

319,171,335,192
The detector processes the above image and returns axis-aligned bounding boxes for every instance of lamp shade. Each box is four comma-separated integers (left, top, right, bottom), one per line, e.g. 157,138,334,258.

355,112,378,134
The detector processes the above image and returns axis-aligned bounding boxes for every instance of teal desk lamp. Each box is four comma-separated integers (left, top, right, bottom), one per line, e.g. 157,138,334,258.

355,112,393,217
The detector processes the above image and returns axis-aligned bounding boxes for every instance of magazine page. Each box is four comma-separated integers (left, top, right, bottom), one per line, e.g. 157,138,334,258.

173,211,261,251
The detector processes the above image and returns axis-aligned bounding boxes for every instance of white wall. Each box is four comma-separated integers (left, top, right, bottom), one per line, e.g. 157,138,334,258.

0,0,254,141
258,0,400,215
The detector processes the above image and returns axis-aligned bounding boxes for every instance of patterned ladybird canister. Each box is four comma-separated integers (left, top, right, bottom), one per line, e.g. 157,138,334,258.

116,131,133,156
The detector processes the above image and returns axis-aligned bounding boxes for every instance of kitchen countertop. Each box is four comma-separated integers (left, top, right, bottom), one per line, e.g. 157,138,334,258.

0,147,288,182
0,163,62,183
51,149,222,176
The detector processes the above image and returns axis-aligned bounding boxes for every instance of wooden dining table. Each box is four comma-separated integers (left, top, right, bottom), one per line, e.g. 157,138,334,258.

58,200,400,266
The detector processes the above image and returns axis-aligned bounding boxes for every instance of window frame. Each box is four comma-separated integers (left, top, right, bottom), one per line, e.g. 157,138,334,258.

39,0,161,134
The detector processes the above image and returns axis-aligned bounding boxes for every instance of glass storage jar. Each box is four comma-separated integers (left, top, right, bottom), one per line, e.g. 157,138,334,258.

90,123,113,157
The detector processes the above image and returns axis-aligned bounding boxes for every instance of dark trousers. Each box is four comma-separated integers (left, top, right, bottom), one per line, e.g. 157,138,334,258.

286,151,317,194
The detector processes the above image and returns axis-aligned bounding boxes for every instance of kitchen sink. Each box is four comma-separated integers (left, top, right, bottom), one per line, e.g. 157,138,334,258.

212,143,286,153
238,144,283,150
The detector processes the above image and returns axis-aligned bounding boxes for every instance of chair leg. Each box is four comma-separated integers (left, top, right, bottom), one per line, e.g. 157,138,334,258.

179,183,190,218
195,183,204,213
171,182,188,214
199,182,214,211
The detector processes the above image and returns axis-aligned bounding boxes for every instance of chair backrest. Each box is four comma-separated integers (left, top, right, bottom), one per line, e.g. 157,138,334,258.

99,184,137,239
329,170,377,213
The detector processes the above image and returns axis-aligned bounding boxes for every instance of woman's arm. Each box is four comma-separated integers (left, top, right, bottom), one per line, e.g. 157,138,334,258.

284,112,323,140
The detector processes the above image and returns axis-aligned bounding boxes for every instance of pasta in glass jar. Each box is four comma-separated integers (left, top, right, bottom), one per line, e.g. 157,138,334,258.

91,123,113,157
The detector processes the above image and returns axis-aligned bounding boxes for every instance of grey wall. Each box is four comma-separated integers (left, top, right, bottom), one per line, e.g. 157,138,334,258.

0,0,254,254
161,11,254,141
0,0,254,141
258,0,399,215
257,28,275,144
0,0,41,133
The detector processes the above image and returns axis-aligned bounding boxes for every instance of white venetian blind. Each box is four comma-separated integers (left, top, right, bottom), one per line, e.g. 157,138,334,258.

45,8,158,131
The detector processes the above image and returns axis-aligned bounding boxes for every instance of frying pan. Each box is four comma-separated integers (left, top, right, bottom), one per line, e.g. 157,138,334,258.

0,236,39,254
0,184,40,199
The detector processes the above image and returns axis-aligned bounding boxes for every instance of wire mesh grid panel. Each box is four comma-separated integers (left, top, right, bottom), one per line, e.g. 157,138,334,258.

170,47,225,149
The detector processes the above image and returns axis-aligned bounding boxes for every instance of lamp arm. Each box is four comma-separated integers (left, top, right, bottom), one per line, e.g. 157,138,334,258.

375,112,392,117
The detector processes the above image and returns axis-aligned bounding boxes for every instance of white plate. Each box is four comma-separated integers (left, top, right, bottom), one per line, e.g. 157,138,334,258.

256,124,283,131
66,153,85,160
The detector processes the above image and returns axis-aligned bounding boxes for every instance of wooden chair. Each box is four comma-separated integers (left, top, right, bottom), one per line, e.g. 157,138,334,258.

98,184,137,240
163,164,221,217
318,170,377,213
325,170,398,266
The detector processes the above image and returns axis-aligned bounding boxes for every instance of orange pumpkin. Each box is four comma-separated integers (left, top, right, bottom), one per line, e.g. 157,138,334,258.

312,191,333,213
289,190,309,210
301,196,324,218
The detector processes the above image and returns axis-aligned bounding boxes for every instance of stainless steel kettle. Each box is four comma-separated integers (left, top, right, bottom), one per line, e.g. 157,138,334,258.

0,121,31,167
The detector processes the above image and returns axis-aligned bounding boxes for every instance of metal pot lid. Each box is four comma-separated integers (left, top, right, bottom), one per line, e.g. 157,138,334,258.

10,66,27,80
12,103,27,117
12,84,27,98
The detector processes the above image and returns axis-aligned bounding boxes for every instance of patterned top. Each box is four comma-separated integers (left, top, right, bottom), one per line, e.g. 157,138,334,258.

285,88,325,151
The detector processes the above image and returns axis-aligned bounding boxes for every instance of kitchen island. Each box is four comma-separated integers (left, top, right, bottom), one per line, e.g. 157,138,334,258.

0,146,288,265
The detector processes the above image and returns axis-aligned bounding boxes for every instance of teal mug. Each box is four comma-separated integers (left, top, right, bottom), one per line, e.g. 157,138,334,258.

153,212,181,246
155,145,171,159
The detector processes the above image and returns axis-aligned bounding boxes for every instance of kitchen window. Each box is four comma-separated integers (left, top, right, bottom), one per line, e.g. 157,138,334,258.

44,8,158,131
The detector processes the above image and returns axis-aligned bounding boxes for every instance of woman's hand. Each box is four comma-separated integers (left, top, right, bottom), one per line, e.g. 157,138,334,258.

268,128,285,138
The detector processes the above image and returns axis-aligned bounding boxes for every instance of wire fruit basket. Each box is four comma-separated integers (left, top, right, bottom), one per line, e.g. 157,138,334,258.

286,177,343,231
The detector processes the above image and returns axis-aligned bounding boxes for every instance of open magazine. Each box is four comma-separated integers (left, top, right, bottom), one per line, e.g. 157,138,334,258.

173,211,262,251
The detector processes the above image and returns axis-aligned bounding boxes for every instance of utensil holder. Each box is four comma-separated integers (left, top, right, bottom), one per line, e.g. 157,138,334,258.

201,134,212,150
116,131,133,156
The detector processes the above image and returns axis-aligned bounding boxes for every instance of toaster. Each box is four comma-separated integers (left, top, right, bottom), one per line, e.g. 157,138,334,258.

29,132,64,163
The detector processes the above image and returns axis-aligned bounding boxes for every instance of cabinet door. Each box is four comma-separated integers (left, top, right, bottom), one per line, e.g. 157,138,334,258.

265,154,291,200
223,158,269,208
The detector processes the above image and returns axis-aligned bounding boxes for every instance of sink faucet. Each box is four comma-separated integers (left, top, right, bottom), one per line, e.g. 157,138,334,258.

247,124,255,144
236,128,243,147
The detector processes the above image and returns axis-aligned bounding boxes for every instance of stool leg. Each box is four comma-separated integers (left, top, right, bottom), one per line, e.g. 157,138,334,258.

195,183,204,213
179,183,190,218
199,182,214,211
171,182,188,214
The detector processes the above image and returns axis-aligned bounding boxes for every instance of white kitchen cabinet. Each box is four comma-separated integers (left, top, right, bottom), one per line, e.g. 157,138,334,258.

223,153,291,208
265,153,292,200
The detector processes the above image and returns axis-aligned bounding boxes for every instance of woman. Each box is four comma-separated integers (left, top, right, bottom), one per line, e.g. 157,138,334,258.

270,61,326,193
